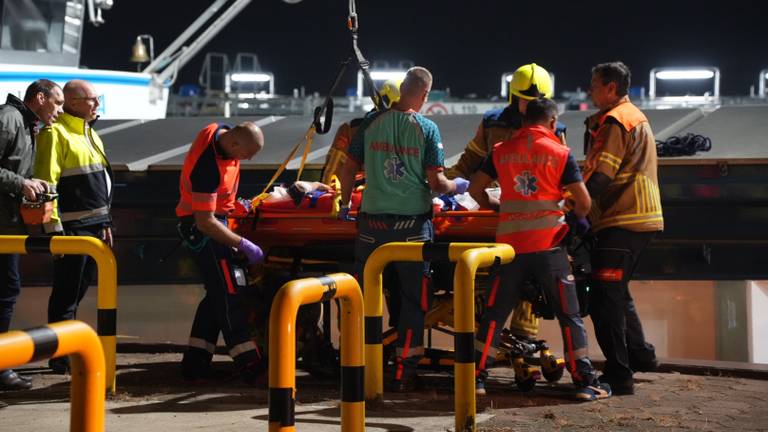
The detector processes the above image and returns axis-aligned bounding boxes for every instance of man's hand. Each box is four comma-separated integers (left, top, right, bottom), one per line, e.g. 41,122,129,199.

338,204,355,221
565,212,591,237
453,177,470,195
21,179,48,201
101,227,113,248
237,237,265,265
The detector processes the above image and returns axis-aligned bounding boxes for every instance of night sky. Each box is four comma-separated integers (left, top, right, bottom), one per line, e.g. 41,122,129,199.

81,1,768,98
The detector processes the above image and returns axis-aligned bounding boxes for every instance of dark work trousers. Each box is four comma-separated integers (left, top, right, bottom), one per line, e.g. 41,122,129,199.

180,222,258,373
0,253,21,333
589,227,657,382
475,247,597,386
48,225,103,324
354,212,433,377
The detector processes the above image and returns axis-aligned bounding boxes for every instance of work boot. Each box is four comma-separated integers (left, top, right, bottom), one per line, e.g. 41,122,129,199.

385,357,420,393
630,357,659,373
48,357,70,375
574,381,612,401
0,369,33,391
385,373,421,393
599,374,635,395
180,354,211,382
475,369,488,396
239,359,267,387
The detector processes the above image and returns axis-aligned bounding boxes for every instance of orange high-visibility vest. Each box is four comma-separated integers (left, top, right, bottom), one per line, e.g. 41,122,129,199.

493,125,570,254
176,124,240,217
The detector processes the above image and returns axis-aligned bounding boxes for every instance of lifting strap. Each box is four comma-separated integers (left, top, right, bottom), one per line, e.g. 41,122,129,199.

255,0,382,202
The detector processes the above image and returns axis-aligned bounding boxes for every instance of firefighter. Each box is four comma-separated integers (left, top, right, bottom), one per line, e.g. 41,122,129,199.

446,62,566,179
175,121,267,385
583,61,662,395
468,98,611,401
449,63,566,366
338,67,469,392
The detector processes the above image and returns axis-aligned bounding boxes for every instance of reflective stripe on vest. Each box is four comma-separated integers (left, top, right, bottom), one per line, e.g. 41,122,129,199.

493,125,570,254
176,124,239,217
499,199,562,213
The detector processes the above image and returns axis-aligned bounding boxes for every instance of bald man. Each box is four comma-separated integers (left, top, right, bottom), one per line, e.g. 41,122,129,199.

34,79,113,374
175,121,266,385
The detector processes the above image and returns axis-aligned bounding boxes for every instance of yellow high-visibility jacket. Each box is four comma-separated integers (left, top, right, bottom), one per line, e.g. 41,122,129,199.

34,112,113,233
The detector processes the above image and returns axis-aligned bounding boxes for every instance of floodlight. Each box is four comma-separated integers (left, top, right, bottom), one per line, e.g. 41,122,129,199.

369,71,407,81
649,67,720,99
655,70,715,80
356,69,407,99
230,73,272,82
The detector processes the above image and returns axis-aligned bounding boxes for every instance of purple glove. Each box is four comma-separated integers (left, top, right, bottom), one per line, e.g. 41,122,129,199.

565,212,591,236
453,177,470,195
238,237,264,265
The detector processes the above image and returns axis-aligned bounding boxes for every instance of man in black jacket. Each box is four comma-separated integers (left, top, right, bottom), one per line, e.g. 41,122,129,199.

0,79,63,390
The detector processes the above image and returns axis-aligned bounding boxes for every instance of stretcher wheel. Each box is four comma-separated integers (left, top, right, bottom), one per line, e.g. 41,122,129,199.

541,354,565,383
542,365,564,383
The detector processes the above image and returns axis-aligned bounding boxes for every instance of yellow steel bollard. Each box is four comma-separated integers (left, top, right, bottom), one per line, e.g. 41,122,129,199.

362,242,509,402
362,242,514,431
0,320,105,432
0,235,118,392
453,245,514,432
268,273,364,432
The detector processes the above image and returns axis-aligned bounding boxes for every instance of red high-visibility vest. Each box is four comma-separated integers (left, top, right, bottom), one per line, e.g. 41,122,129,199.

176,124,240,217
493,125,570,253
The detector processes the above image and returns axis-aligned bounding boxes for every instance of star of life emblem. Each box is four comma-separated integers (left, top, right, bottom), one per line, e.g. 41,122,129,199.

384,155,406,182
514,171,538,196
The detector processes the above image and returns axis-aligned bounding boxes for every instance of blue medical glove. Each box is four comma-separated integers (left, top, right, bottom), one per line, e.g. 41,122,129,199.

453,177,470,195
338,204,355,221
238,237,264,265
237,198,253,213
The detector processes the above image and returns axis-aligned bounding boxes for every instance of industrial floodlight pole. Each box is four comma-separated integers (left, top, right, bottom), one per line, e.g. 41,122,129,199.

143,0,229,74
759,69,768,98
151,0,253,85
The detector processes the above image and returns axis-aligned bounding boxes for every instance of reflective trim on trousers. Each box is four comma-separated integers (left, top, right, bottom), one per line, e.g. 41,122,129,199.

189,337,216,354
229,340,257,358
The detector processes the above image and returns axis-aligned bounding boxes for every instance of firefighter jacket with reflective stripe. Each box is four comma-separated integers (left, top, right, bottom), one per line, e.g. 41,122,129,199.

493,124,570,254
321,117,363,185
34,111,112,233
446,104,567,179
583,98,664,233
176,123,240,217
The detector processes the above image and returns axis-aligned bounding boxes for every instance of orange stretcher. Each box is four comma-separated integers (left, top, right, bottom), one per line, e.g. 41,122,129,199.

230,189,499,248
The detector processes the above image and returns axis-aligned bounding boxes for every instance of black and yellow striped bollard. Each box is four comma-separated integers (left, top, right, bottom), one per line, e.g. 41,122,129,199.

0,235,118,392
362,242,514,432
268,273,364,432
0,320,105,432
